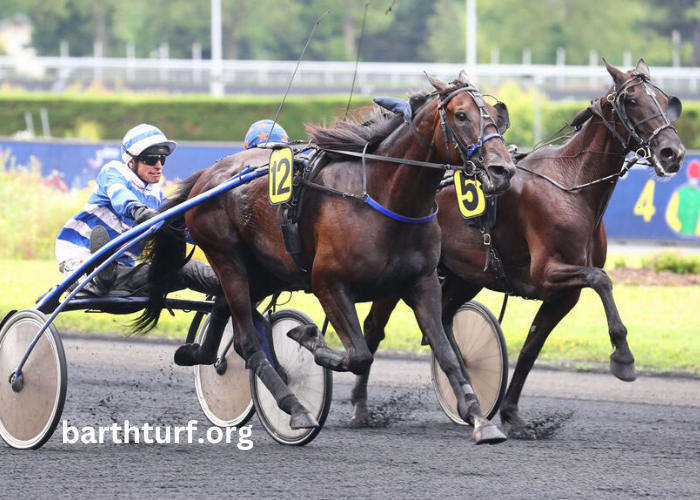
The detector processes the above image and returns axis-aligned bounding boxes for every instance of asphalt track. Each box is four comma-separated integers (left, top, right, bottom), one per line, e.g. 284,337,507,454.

2,333,699,499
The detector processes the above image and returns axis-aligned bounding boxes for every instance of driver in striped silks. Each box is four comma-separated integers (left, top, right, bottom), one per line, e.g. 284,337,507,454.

55,123,221,298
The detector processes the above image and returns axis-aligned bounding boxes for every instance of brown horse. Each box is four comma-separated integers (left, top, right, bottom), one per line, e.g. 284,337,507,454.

135,72,516,444
361,59,686,437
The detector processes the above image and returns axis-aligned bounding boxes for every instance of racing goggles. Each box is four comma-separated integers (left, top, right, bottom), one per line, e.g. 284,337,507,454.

138,154,166,166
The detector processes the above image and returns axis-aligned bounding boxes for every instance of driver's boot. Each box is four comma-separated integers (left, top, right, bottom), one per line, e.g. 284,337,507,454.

85,225,117,295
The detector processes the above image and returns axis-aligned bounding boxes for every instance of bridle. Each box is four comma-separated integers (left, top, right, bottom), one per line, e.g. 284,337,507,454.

519,71,683,191
435,85,508,176
593,72,682,175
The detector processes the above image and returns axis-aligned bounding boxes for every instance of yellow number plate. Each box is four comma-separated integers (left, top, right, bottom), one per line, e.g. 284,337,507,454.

268,147,294,205
454,171,486,219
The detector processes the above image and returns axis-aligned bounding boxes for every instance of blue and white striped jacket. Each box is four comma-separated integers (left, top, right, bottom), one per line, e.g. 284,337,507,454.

55,161,163,267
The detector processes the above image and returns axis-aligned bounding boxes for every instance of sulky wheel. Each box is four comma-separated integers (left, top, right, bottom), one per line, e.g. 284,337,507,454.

431,301,508,424
193,315,254,428
0,309,67,449
250,309,332,446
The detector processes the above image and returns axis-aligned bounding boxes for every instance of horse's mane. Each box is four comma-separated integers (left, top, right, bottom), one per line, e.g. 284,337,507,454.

306,92,431,153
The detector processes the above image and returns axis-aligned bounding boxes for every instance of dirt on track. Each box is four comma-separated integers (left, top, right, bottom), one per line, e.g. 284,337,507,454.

608,267,700,286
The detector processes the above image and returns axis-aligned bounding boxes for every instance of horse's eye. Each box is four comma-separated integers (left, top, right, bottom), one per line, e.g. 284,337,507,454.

628,98,638,106
455,111,468,121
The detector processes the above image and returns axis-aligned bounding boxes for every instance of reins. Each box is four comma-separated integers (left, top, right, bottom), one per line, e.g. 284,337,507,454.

515,155,640,192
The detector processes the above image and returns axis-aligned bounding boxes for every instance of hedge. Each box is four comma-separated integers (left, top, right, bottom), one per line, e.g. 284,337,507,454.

2,87,699,149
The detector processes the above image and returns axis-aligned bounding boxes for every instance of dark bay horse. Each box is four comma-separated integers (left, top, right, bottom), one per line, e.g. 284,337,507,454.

362,59,686,436
135,72,516,444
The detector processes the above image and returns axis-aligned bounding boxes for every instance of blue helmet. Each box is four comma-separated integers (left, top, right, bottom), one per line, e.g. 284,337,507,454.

244,120,289,149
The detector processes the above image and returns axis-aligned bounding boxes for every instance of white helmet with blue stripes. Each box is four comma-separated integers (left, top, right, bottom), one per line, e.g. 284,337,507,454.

121,124,177,164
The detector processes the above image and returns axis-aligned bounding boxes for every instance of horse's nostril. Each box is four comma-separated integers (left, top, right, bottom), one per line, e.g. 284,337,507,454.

660,148,676,162
489,165,514,180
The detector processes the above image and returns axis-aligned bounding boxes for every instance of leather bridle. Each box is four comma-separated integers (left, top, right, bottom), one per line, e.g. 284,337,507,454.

593,72,682,175
436,85,508,176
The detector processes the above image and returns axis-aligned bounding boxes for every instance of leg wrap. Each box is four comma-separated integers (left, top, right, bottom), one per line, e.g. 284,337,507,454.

247,350,295,414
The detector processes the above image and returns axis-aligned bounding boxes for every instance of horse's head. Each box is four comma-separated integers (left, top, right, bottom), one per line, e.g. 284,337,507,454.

603,58,685,176
425,71,516,194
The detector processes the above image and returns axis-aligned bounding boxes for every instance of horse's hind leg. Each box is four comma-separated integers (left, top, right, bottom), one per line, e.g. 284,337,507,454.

405,274,506,444
289,282,373,374
174,294,230,366
351,297,400,425
535,261,636,381
499,292,580,437
440,275,482,383
210,258,317,430
586,268,636,381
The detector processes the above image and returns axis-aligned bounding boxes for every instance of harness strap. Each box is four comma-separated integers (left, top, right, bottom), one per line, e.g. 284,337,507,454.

324,148,461,171
365,197,439,223
407,116,438,153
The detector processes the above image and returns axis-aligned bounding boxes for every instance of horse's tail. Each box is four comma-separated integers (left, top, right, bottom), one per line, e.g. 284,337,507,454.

131,170,205,334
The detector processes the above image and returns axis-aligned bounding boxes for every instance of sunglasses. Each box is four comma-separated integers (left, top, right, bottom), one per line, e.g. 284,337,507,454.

138,154,166,166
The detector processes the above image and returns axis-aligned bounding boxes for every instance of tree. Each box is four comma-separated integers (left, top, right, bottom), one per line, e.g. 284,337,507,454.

1,0,99,56
421,0,675,67
111,0,209,58
643,0,699,66
362,0,435,62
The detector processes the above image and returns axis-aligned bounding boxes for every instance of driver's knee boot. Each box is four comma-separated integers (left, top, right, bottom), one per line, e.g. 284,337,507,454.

86,225,117,294
177,260,221,297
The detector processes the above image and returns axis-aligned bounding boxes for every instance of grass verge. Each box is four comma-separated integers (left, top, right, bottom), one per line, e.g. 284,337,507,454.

1,259,697,375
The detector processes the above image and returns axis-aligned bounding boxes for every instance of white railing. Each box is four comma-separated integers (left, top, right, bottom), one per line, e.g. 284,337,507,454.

1,55,699,96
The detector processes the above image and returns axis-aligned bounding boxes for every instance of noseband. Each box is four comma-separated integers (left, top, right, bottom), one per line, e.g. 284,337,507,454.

436,86,506,176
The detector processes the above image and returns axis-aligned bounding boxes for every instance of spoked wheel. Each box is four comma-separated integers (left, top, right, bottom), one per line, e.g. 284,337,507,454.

431,301,508,424
0,309,67,449
194,315,254,428
250,309,332,446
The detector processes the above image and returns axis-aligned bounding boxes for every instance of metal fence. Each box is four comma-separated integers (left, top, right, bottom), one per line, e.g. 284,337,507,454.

3,55,700,98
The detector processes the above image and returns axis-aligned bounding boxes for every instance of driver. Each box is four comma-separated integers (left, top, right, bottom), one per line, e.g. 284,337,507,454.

55,123,221,298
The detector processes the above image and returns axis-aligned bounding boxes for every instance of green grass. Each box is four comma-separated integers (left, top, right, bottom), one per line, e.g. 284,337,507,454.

1,259,698,375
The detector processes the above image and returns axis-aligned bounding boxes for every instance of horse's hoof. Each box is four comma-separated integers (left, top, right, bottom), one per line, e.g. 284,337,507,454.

174,344,199,366
314,346,346,371
473,421,507,445
290,411,319,430
287,324,323,350
351,402,371,427
500,411,537,440
503,421,537,440
174,343,215,367
610,357,636,382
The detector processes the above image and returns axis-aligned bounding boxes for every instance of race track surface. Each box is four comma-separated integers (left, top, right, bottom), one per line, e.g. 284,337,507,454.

2,334,699,499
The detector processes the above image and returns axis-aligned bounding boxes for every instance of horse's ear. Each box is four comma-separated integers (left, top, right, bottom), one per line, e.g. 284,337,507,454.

425,72,447,93
668,95,683,122
494,102,510,134
457,70,475,87
603,57,626,85
635,58,650,78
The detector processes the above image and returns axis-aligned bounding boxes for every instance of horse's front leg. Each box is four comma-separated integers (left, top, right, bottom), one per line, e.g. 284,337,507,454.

404,273,506,445
350,297,400,425
536,261,636,381
174,294,230,366
500,292,580,438
289,281,374,374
